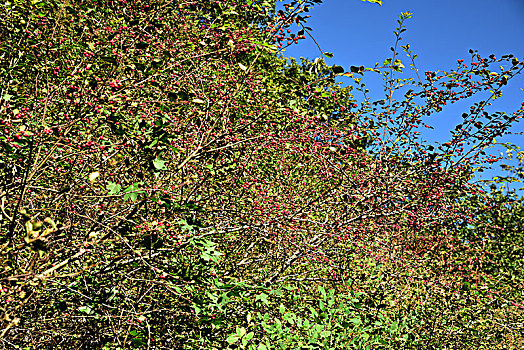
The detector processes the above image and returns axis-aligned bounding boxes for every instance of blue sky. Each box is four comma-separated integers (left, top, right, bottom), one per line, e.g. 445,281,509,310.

281,0,524,190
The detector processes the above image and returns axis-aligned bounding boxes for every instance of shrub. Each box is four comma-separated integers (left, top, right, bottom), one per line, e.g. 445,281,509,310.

0,0,522,348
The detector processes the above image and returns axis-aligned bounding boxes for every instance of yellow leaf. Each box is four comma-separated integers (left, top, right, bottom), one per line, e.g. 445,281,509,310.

89,171,100,183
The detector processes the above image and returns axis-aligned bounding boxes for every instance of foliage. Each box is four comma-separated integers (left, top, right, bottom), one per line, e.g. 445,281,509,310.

0,0,523,348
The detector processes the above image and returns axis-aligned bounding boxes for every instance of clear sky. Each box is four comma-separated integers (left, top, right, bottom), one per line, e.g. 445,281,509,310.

281,0,524,191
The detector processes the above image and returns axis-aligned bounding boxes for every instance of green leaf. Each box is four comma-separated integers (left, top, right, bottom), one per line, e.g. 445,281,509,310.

283,312,295,324
107,182,121,195
237,326,247,337
394,59,405,68
350,317,362,325
318,285,326,300
205,164,215,175
153,157,167,170
320,330,331,338
226,334,240,345
303,319,310,329
256,293,269,305
193,305,201,315
178,219,195,232
309,305,318,317
124,191,139,201
78,305,94,314
327,298,334,308
123,182,144,201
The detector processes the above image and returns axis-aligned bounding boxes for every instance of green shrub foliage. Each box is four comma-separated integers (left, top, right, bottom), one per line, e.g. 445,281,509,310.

0,0,523,348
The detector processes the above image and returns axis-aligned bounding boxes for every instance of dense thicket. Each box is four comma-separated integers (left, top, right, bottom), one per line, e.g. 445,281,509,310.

1,0,523,348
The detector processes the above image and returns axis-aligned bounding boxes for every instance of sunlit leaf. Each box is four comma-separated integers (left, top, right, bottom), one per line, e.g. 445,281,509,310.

361,0,382,4
107,182,121,195
153,157,167,170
